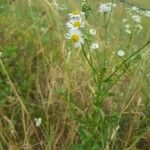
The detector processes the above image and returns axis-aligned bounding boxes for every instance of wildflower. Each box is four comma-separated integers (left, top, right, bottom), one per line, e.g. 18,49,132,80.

131,6,139,12
125,24,130,29
68,11,85,20
122,18,127,23
89,29,96,35
98,3,117,14
117,50,125,57
90,42,100,50
66,17,85,29
136,24,143,30
68,11,80,18
132,15,141,23
125,29,132,34
34,118,42,127
144,11,150,17
66,28,84,48
124,24,131,34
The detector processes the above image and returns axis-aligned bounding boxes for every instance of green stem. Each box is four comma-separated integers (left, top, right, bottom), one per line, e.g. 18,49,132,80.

81,44,98,76
104,39,150,82
105,0,114,28
104,13,107,66
98,13,108,91
119,0,150,11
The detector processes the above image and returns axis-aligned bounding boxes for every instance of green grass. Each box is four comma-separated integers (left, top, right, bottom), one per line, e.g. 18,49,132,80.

0,0,150,149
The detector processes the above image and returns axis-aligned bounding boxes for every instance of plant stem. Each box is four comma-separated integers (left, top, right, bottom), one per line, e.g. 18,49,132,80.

104,39,150,82
81,44,98,76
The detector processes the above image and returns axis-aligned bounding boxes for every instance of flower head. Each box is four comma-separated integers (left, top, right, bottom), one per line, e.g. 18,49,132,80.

136,24,143,30
89,29,96,35
117,50,125,57
124,23,132,34
125,29,132,34
132,15,141,23
122,18,127,23
90,42,100,50
131,6,139,13
125,24,130,29
98,3,117,14
66,28,84,48
144,11,150,17
35,118,42,127
66,17,85,29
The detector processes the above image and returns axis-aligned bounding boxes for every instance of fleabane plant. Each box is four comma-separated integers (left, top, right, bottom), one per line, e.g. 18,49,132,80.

64,1,150,149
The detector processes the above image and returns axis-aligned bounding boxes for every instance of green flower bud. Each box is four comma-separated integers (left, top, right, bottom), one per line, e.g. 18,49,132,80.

81,0,91,18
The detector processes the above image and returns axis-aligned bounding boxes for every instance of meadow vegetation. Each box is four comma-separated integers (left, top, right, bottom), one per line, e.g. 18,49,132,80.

0,0,150,149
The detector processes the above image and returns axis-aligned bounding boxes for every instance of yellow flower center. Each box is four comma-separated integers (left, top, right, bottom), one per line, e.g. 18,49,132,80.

72,11,80,15
71,34,80,42
73,21,81,27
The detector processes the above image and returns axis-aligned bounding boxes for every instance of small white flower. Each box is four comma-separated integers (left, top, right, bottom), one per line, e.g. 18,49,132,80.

131,6,139,12
132,15,141,23
66,28,84,48
144,11,150,17
136,24,143,30
89,29,96,35
98,3,117,14
125,24,130,28
66,17,85,29
90,42,100,50
35,118,42,127
122,18,127,23
125,29,132,34
117,50,125,57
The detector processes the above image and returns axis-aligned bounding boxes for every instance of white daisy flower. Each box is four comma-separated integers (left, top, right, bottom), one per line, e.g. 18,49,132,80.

66,17,85,29
66,28,84,48
68,11,85,20
34,118,42,127
98,3,117,14
90,42,100,50
117,50,125,57
89,29,96,35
